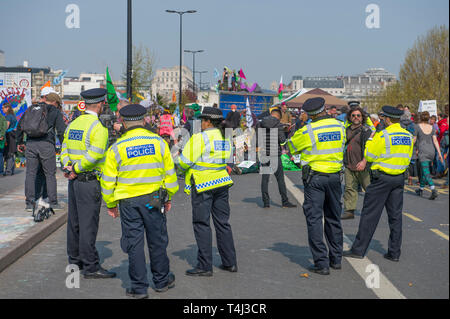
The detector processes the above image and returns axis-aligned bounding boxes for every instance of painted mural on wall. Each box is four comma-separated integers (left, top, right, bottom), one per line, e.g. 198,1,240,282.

0,87,32,121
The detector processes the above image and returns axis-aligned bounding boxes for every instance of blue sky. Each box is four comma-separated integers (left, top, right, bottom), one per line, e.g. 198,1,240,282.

1,0,448,88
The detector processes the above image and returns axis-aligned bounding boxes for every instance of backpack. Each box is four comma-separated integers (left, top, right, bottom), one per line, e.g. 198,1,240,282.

21,103,49,138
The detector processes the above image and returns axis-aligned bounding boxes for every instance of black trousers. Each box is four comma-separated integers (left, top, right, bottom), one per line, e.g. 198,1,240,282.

119,194,170,293
191,185,237,271
25,141,57,205
67,178,101,273
261,156,289,205
35,164,48,201
351,173,404,258
303,173,343,269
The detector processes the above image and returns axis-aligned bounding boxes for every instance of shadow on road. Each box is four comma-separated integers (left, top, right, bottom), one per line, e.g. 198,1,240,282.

242,197,282,208
344,234,386,255
268,242,312,270
97,241,113,264
172,244,222,268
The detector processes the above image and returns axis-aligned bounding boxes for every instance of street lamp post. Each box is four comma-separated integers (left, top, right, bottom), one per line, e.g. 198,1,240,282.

195,71,207,91
184,49,204,96
127,0,132,100
166,9,196,107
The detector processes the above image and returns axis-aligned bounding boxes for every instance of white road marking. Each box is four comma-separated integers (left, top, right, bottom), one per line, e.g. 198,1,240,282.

285,175,406,299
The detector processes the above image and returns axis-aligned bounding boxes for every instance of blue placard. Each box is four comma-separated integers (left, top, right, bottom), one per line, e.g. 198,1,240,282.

318,131,341,143
68,129,84,141
126,144,156,158
214,140,230,151
391,136,411,146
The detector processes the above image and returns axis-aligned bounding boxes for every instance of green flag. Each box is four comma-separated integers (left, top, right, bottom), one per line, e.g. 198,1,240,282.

106,67,118,112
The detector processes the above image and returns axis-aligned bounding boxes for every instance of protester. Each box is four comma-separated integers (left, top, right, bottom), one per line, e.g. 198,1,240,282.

280,102,293,138
336,106,348,122
327,106,338,118
370,114,380,129
225,104,241,129
16,92,66,211
414,111,444,200
0,112,7,176
257,107,296,209
2,102,17,176
341,107,372,220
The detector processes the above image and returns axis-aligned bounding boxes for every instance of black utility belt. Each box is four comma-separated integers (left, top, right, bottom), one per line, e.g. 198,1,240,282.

311,170,340,177
371,170,404,178
77,172,98,182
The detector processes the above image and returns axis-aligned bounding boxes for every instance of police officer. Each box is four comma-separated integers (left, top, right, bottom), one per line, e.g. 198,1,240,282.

344,106,413,262
179,107,237,276
60,88,116,279
287,97,346,275
101,104,179,299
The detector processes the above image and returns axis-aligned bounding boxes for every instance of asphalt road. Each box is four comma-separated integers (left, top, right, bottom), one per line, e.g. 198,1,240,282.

0,170,448,299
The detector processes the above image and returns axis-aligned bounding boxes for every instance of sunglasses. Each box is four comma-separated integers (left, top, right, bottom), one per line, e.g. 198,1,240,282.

351,114,362,118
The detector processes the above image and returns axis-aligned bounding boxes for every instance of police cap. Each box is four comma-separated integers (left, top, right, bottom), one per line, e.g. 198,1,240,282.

381,105,404,119
80,88,107,104
199,106,224,120
302,97,326,115
348,100,360,108
119,104,147,121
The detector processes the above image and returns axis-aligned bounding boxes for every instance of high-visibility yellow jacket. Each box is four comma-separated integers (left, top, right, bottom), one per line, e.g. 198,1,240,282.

179,128,233,194
364,123,413,175
61,113,108,174
344,116,376,133
287,117,346,173
100,127,179,208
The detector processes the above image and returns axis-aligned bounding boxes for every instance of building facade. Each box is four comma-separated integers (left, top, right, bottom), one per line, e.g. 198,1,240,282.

63,73,105,99
151,65,193,102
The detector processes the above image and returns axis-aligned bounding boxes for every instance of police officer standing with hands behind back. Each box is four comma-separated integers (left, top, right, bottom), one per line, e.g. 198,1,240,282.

61,88,116,279
287,97,346,275
344,106,413,262
101,104,179,299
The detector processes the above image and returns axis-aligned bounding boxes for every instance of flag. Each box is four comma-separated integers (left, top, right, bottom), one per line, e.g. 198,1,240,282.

246,97,253,128
182,108,187,123
278,76,284,100
239,68,246,80
53,70,68,86
106,67,119,112
214,68,220,79
271,88,308,107
40,81,51,91
172,90,177,103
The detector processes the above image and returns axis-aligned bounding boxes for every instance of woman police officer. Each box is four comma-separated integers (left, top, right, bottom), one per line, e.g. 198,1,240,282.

178,107,238,276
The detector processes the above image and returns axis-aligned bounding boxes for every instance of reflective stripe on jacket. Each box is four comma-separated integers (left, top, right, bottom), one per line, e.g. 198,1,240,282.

179,128,233,194
364,123,413,175
287,117,346,173
100,127,179,208
60,114,108,174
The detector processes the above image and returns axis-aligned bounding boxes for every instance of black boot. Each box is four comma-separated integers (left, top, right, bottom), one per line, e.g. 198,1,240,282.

415,189,423,197
429,189,438,200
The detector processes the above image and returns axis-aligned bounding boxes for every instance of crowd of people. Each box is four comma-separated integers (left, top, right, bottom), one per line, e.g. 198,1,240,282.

0,84,448,298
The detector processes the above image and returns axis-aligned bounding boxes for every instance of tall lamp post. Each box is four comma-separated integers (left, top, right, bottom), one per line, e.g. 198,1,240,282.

166,9,196,107
127,0,132,100
195,71,208,91
184,49,204,96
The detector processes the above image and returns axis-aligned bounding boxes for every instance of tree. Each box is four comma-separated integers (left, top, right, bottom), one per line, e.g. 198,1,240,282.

375,25,449,113
122,44,155,103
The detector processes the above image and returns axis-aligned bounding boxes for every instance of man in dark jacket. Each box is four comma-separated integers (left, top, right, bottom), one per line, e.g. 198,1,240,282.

17,92,66,211
341,107,372,220
225,104,241,129
257,107,296,208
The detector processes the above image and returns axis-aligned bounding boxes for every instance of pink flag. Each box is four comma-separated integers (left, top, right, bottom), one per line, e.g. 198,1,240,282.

182,108,187,122
239,68,246,80
248,83,257,92
278,75,284,93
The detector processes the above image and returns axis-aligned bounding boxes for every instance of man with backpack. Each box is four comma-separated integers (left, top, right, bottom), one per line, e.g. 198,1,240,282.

17,90,66,211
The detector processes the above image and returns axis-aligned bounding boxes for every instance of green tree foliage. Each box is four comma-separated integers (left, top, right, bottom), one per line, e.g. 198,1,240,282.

122,44,155,103
371,25,449,113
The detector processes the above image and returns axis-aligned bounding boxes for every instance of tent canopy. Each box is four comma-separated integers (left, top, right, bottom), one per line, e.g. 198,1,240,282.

286,88,347,109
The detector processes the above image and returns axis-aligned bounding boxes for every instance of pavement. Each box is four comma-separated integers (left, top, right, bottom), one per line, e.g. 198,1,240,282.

0,169,448,299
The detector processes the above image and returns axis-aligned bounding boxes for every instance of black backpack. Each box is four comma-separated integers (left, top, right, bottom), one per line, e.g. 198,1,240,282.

21,103,49,138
